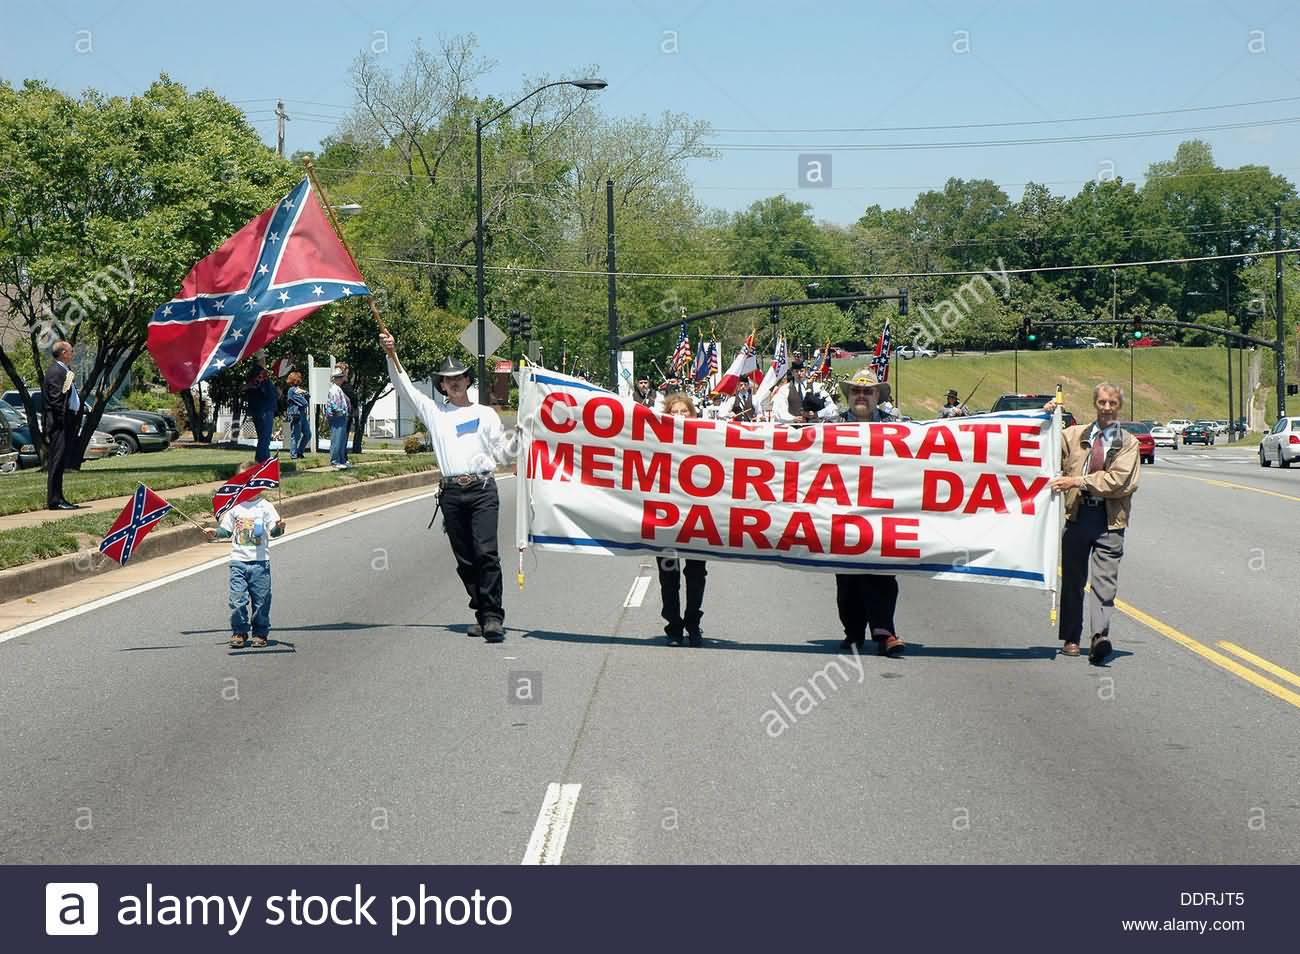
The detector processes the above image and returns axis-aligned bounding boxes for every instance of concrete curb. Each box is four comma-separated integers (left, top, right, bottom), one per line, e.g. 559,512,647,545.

0,468,441,605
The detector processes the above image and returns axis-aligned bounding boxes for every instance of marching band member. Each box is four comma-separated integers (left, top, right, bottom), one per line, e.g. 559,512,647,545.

772,360,839,424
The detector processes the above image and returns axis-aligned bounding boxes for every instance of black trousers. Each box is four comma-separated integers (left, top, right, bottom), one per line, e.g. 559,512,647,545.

834,573,899,640
46,420,73,507
657,556,707,636
440,479,504,623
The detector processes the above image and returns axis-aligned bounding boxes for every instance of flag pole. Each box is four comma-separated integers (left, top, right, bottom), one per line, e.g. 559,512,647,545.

301,160,392,343
149,483,207,533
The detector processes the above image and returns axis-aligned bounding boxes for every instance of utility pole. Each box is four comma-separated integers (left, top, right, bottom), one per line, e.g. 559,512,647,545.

1276,203,1287,418
275,99,289,158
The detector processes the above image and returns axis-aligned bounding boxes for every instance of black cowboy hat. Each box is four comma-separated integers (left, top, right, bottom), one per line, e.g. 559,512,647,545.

433,356,471,377
433,356,476,396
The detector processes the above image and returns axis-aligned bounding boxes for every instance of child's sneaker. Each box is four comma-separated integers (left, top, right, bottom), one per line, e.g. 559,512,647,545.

230,634,247,648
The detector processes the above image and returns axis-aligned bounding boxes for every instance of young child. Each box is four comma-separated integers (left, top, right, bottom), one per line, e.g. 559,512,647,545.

205,497,285,648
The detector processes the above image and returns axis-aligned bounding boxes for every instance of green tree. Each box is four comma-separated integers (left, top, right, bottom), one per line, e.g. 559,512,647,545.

0,76,294,463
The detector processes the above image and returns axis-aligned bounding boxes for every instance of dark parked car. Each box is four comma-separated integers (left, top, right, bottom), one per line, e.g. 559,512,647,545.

1119,421,1156,465
0,401,39,468
990,394,1078,428
1181,422,1216,446
0,408,16,474
2,390,170,455
104,399,180,441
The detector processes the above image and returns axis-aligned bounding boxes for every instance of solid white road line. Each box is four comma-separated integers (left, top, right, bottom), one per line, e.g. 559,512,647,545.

0,485,452,645
521,782,582,865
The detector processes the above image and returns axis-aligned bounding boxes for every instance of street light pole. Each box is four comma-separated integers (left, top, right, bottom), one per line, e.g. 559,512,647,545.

474,77,607,393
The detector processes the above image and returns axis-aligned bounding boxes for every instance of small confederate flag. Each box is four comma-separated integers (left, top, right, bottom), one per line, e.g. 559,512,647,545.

213,458,280,520
99,485,173,565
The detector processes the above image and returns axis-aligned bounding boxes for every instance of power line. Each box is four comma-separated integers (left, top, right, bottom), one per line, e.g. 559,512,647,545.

360,247,1300,281
704,116,1300,151
706,93,1300,134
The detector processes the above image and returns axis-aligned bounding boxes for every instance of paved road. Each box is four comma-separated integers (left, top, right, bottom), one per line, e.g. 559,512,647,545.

2,449,1298,864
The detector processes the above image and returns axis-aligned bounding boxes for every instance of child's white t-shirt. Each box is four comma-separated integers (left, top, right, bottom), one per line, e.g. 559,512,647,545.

219,498,280,562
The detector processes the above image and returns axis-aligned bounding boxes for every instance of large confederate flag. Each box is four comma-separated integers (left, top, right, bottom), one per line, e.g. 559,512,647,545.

148,177,369,391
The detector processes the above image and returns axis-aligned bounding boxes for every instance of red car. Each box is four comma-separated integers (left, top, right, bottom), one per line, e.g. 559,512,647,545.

1119,421,1156,464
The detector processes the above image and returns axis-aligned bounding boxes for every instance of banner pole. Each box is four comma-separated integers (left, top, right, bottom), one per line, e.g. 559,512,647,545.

301,158,395,350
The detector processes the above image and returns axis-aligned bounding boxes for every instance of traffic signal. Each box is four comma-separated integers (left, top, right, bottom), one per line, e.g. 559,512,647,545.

1022,316,1036,343
769,297,781,325
1132,313,1142,339
519,313,533,338
507,310,521,336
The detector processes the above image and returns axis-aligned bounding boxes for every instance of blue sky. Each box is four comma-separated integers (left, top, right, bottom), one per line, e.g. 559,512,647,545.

6,0,1300,225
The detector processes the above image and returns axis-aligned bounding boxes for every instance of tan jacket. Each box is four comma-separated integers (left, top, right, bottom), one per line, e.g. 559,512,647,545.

1060,423,1140,529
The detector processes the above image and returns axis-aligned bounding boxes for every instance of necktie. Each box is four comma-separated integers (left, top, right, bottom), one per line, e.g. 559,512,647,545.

1089,429,1105,472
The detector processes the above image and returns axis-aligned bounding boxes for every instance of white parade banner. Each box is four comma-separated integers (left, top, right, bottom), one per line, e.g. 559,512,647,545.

516,366,1062,590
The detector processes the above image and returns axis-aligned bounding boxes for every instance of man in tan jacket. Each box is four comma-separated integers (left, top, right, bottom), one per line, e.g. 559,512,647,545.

1046,383,1140,664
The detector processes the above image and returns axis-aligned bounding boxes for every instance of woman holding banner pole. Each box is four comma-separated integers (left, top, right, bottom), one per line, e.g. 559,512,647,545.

657,392,710,647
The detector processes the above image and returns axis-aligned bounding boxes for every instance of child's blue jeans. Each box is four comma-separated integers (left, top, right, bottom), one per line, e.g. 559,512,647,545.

230,560,271,637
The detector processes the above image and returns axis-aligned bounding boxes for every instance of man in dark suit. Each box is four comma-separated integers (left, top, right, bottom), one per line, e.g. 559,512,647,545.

42,340,85,510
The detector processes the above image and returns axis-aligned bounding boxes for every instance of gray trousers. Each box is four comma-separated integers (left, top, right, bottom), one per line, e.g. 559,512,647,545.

1058,504,1125,644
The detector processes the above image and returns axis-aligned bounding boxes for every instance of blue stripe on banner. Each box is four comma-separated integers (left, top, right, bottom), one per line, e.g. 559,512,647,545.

531,373,610,393
526,534,1045,583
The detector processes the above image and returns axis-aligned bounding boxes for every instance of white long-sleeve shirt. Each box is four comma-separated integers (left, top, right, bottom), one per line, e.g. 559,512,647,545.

386,357,513,475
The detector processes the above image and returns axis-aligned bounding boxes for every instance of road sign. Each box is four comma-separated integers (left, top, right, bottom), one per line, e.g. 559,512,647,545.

459,317,507,359
495,359,513,373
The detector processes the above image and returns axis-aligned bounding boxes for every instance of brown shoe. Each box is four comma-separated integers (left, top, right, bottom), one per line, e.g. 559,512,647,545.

1061,642,1081,657
250,635,268,648
877,634,905,657
229,634,247,649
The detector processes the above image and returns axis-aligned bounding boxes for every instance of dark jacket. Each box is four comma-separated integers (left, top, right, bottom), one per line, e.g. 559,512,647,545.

41,361,75,436
245,372,278,417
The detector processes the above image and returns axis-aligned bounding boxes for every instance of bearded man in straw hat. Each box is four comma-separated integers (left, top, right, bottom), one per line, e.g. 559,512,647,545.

833,366,905,658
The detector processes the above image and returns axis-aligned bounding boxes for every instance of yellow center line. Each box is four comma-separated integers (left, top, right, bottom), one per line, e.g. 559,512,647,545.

1216,641,1300,690
1148,468,1300,503
1112,597,1300,710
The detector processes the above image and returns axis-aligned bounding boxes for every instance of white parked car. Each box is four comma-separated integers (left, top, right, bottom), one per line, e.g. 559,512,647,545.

1212,420,1229,435
1078,336,1112,349
1150,425,1177,449
896,344,937,359
1260,417,1300,468
1167,419,1192,434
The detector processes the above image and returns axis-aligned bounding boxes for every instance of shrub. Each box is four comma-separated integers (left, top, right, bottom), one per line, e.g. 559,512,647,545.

403,435,427,455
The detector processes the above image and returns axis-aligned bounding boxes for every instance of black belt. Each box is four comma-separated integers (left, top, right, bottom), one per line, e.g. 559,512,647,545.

439,472,494,488
1079,495,1105,507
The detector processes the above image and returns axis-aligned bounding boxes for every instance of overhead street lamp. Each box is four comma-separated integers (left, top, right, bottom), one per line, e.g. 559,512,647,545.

475,77,607,390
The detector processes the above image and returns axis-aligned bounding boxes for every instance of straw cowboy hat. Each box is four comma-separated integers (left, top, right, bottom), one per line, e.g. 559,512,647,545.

839,365,892,404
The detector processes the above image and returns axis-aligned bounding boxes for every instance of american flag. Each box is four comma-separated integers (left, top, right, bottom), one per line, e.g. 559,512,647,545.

669,322,692,372
213,458,281,520
708,341,720,378
871,320,892,382
99,485,173,566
